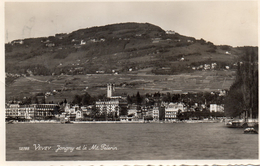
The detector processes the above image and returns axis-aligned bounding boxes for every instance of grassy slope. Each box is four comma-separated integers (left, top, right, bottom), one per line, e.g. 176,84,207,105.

5,22,245,102
6,70,236,103
6,23,241,75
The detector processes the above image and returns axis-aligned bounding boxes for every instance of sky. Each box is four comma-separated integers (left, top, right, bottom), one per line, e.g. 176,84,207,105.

4,1,258,47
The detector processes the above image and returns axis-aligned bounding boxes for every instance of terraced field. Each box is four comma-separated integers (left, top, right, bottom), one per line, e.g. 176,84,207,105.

6,70,236,103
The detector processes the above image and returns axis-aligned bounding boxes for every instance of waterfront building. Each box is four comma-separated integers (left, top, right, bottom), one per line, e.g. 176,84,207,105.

141,106,150,117
147,107,154,118
119,115,135,122
164,102,184,121
33,104,59,120
64,104,79,114
210,104,224,112
5,104,35,121
95,83,127,116
81,105,92,116
127,104,138,116
75,110,83,120
5,103,59,121
152,106,159,120
63,104,81,121
136,106,142,119
95,100,120,115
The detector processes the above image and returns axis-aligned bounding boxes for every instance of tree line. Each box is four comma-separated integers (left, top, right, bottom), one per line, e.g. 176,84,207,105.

224,47,258,118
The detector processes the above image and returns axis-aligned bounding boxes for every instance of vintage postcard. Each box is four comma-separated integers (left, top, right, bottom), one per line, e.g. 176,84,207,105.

2,0,259,166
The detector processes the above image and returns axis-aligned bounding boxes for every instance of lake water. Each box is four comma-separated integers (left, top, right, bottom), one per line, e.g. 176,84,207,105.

6,122,258,161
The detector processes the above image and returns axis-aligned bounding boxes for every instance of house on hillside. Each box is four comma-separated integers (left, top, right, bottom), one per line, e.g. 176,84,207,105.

90,39,97,42
151,38,161,44
11,40,24,45
46,43,55,47
219,90,226,96
96,71,105,74
166,30,175,34
80,40,86,45
204,64,211,70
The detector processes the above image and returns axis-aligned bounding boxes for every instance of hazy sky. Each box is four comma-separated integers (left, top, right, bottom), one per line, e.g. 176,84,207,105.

5,1,258,47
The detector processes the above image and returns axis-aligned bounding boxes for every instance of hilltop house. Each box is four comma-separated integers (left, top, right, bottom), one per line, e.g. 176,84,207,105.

166,30,175,34
11,40,24,45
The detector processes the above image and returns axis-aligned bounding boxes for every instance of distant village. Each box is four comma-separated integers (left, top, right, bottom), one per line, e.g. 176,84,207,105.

6,83,226,123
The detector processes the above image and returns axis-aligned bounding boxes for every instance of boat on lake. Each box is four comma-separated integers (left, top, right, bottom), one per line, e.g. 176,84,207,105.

6,120,15,124
244,127,258,134
225,119,245,128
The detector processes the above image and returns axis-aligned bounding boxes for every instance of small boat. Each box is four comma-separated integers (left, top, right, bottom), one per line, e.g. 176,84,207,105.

225,120,244,128
7,120,15,124
244,127,258,134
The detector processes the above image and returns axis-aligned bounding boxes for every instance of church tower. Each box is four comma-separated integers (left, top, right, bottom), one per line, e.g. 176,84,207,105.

107,83,114,98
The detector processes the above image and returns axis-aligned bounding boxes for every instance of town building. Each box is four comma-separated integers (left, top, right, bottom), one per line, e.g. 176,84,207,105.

152,106,159,120
5,104,34,120
127,104,138,116
95,83,127,116
6,103,59,121
210,104,224,112
33,104,59,120
76,110,83,120
96,100,120,115
164,102,184,121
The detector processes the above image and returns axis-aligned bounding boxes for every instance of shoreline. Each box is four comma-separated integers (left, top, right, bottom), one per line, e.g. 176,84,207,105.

7,120,222,124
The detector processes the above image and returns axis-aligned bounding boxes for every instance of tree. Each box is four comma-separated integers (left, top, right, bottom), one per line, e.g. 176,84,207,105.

22,97,31,104
81,92,92,105
32,96,38,104
90,105,99,120
163,92,171,102
127,95,132,104
136,91,142,105
72,95,82,105
224,47,258,118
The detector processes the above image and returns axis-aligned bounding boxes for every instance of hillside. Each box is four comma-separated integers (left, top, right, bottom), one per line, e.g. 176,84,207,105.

5,22,257,102
6,22,243,76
